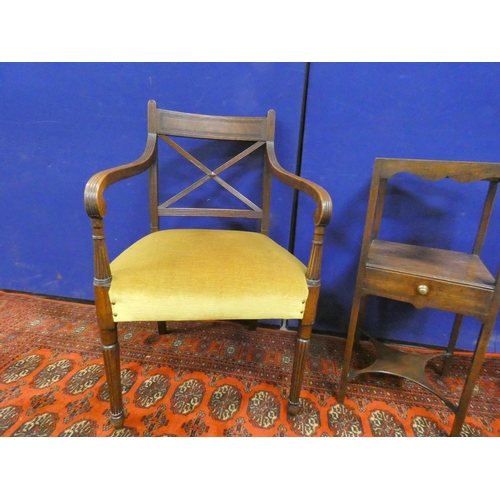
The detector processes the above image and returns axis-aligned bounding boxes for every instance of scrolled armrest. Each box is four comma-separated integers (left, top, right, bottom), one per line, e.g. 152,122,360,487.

266,142,332,227
84,133,157,218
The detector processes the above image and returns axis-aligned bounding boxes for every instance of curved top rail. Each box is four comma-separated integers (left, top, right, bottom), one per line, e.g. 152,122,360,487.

156,109,268,142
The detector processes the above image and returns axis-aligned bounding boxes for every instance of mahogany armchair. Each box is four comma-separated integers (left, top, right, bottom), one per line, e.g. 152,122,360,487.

84,100,332,428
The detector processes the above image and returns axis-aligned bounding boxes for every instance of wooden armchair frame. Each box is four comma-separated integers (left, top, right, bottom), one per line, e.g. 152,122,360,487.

84,100,332,428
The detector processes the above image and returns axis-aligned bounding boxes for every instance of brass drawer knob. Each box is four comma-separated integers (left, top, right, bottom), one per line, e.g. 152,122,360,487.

417,284,429,295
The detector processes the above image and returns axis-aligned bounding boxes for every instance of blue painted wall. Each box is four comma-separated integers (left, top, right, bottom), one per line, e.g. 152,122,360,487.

296,62,500,352
1,62,500,353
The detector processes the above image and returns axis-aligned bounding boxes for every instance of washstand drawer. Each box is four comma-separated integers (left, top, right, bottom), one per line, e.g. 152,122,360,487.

364,267,493,319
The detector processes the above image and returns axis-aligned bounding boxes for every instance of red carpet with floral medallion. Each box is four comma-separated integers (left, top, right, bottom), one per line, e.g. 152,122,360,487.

0,290,499,437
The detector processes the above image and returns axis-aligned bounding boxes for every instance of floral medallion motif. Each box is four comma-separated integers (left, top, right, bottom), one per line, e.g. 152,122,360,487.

369,409,406,437
12,412,59,437
59,419,99,437
97,368,138,402
288,398,320,436
63,363,105,395
208,384,242,421
134,373,171,408
31,358,75,389
0,405,23,436
459,422,484,437
1,354,44,384
327,403,363,437
110,427,140,437
247,390,280,429
171,378,206,415
411,415,447,437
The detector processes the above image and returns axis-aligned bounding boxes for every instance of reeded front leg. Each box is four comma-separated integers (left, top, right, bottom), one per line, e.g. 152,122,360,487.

101,325,125,429
90,218,125,429
287,284,319,416
287,322,313,416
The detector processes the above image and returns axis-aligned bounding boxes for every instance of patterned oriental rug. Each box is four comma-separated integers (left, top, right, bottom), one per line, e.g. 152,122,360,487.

0,290,499,437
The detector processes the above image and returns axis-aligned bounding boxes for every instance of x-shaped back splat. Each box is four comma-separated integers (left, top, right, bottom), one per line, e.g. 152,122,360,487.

158,135,265,218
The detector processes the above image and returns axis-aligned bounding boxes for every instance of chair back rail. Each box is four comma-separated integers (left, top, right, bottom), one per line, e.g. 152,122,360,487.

156,109,268,141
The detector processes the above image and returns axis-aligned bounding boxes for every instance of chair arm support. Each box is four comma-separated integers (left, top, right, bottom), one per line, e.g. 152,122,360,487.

266,142,332,227
266,142,332,284
84,133,157,219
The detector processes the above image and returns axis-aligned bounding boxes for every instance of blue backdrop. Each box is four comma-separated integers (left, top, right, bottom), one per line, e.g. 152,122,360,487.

1,62,499,352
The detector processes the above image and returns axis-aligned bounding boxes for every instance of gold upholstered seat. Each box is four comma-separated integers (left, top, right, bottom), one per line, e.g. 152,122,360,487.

84,100,332,429
109,229,308,322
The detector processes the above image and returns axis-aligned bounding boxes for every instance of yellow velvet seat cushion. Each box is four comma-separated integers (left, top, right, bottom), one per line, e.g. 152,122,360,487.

109,229,308,322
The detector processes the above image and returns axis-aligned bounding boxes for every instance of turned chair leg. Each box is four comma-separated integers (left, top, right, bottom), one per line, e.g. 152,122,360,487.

287,322,312,416
101,325,125,429
287,283,321,416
